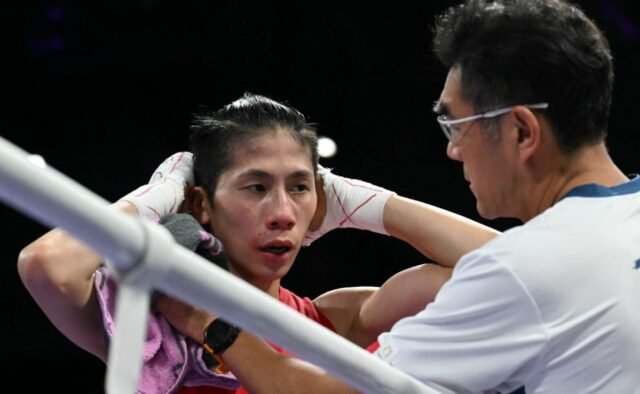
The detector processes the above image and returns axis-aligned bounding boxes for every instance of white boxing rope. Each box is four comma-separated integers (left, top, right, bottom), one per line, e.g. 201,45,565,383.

0,136,441,394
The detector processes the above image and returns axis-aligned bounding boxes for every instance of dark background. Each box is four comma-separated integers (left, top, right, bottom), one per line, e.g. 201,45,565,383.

1,1,638,392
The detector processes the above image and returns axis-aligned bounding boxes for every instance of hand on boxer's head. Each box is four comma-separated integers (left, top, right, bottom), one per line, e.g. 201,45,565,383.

120,152,194,221
304,166,396,246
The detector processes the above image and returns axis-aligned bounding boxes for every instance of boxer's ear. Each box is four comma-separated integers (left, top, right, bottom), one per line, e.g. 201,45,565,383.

186,186,211,225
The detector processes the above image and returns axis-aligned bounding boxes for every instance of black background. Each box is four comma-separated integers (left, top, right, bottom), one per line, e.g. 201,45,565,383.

1,1,638,392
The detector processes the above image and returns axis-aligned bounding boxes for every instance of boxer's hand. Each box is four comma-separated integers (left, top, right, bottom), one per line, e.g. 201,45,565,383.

120,152,194,221
304,166,396,245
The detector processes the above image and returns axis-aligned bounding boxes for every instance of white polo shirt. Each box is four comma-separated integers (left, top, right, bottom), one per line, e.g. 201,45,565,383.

376,177,640,393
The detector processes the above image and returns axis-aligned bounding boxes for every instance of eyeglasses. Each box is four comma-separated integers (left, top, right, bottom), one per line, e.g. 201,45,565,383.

437,102,549,144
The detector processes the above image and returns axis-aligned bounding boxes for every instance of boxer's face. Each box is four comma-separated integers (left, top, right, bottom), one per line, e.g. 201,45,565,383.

207,127,317,291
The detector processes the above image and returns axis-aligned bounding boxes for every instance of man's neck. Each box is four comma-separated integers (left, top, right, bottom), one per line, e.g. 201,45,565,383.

525,142,627,221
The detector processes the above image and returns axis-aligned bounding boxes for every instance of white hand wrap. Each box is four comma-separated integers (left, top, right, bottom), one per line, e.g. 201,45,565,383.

120,152,194,222
304,167,396,246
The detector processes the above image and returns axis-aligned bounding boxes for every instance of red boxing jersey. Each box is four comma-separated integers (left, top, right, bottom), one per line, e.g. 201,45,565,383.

178,287,335,394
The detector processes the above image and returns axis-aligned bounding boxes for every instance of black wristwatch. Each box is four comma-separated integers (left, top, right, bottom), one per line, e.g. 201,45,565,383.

203,318,241,356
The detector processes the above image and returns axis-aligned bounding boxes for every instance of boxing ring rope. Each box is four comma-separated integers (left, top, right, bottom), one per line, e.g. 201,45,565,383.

0,136,440,394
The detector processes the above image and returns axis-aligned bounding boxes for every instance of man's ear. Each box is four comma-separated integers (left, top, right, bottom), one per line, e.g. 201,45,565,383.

185,186,212,225
512,106,542,161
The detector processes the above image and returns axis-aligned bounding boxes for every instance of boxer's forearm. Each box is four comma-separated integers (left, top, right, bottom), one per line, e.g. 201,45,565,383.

384,195,499,267
223,332,359,394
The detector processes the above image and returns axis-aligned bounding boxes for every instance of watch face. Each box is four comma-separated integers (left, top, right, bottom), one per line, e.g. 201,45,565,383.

205,319,240,354
207,319,232,340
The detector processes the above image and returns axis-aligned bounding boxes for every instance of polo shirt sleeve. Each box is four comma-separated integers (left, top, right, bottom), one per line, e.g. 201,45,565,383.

374,250,548,393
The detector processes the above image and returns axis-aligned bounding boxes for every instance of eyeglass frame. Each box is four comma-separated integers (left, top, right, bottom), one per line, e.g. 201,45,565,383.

437,102,549,144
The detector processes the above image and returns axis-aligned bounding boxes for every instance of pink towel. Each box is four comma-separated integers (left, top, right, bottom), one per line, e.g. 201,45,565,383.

95,267,240,393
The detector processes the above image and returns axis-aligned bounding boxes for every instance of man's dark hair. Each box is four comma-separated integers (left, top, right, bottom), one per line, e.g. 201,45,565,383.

189,93,319,197
433,0,614,153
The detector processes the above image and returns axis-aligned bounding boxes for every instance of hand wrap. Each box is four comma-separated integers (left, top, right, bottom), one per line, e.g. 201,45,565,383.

120,152,194,222
304,166,396,246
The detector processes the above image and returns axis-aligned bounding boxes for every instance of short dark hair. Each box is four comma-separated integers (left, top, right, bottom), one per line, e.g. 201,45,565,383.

189,93,319,197
433,0,614,153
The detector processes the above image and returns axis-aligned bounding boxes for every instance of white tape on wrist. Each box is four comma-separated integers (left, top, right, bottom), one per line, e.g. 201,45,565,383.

304,167,395,245
120,152,194,222
121,182,182,222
